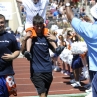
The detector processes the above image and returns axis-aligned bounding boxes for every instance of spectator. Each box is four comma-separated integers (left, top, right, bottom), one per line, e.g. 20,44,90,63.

50,0,58,13
53,7,60,19
72,4,80,18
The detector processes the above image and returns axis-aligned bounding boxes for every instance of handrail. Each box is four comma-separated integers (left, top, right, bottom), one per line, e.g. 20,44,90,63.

13,0,23,26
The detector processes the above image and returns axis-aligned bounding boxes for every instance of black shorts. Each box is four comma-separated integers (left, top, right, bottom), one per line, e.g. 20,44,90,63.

30,72,53,95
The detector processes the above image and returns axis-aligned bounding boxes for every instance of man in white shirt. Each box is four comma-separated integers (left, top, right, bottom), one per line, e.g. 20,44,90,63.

16,0,52,29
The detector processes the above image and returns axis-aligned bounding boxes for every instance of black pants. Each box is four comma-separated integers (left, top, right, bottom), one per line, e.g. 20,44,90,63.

30,72,53,95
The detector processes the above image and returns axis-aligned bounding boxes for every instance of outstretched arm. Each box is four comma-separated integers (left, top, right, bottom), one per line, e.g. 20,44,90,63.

65,0,74,22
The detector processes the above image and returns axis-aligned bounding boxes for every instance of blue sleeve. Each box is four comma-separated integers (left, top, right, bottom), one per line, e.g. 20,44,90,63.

11,35,20,52
71,17,97,38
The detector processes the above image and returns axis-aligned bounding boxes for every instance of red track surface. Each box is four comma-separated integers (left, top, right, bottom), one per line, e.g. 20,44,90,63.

10,58,89,97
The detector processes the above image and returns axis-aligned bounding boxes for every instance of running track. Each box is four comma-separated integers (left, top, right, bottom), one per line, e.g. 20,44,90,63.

10,58,89,97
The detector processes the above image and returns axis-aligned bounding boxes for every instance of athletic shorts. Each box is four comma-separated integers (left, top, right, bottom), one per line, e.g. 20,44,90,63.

30,72,53,95
0,76,9,97
71,55,83,69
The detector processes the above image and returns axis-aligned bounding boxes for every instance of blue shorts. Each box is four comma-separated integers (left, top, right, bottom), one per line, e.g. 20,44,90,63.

71,55,83,69
92,72,97,97
0,76,9,97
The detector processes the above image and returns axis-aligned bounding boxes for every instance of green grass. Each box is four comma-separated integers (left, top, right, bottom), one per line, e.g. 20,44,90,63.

23,93,87,97
69,96,85,97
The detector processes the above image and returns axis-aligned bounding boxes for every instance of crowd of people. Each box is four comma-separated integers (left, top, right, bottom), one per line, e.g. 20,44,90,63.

1,0,97,97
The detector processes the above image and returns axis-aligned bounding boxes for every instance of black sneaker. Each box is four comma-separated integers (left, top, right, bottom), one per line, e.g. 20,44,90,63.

55,46,64,56
24,51,32,61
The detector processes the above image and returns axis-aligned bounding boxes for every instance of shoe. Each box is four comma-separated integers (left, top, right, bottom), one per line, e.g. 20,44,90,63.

85,92,92,97
70,79,76,84
55,46,64,56
84,83,91,90
53,66,61,72
71,81,81,88
24,51,32,61
85,87,92,93
64,71,70,76
70,73,74,79
61,70,66,74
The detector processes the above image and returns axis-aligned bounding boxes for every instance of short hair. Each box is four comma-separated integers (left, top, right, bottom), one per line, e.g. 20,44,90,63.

0,14,5,21
33,13,44,25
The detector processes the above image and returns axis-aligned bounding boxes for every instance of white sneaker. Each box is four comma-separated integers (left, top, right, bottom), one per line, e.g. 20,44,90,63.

71,81,81,88
64,71,70,76
85,87,92,93
61,70,66,74
54,66,60,72
85,92,92,97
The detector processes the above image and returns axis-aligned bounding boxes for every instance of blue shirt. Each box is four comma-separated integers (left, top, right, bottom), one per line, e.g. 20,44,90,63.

30,36,53,73
71,17,97,71
0,31,20,75
53,11,59,16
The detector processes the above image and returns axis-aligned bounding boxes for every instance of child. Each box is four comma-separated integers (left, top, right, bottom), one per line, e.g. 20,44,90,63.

23,14,64,61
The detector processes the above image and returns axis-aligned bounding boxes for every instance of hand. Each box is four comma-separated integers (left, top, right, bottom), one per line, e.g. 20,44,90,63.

46,33,57,41
1,53,15,61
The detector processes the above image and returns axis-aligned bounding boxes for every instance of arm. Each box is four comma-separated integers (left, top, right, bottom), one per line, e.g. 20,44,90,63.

16,0,22,3
65,0,74,22
12,51,20,59
1,51,20,61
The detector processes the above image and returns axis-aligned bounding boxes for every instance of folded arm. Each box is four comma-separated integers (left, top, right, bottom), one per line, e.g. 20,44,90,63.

1,51,20,61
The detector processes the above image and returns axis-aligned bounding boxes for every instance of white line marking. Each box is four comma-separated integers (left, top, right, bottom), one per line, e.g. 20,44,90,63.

16,82,64,85
14,76,64,78
17,89,75,94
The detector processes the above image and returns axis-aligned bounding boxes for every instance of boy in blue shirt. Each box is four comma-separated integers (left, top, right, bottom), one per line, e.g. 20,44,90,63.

21,14,55,97
0,14,20,97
